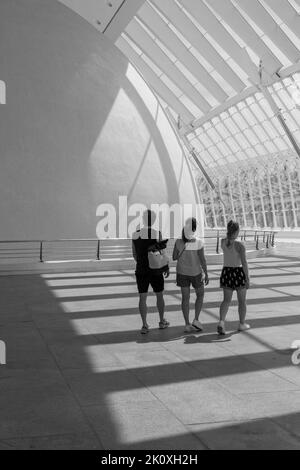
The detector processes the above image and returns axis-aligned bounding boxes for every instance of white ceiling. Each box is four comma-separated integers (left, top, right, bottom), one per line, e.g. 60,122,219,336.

57,0,300,176
117,0,300,124
58,0,145,41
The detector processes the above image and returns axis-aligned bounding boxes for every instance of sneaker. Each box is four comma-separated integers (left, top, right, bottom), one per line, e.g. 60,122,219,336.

238,323,251,332
140,324,149,335
192,319,203,331
217,322,226,336
159,319,170,329
184,325,195,333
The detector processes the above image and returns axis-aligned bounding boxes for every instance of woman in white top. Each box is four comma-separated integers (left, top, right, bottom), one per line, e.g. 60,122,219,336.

173,218,209,333
218,220,250,336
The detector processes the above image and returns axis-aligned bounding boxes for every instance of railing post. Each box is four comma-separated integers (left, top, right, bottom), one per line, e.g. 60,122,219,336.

244,231,246,241
263,232,266,244
40,241,43,263
96,240,100,261
272,232,275,247
216,231,220,254
256,235,259,250
266,235,269,249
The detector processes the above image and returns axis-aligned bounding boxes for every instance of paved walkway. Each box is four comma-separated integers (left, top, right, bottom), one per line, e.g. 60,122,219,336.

0,245,300,449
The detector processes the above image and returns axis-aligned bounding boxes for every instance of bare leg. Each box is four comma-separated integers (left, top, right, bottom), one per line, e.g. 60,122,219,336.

237,288,247,324
195,285,205,320
181,287,191,326
219,289,233,322
156,291,165,323
139,293,148,327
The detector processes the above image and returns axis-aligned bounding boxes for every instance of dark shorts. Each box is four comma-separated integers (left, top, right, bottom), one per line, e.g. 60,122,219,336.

135,271,164,294
176,273,203,289
220,267,246,291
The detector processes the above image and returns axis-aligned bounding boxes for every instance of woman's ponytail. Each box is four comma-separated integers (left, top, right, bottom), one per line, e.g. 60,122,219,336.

226,220,239,247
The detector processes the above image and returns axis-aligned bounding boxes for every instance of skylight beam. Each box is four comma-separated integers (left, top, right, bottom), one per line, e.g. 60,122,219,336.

206,0,282,76
237,0,300,63
117,36,194,122
126,18,211,113
150,0,245,93
138,3,227,103
179,0,263,81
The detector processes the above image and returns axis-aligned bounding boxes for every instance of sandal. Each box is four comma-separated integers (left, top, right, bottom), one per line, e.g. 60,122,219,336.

159,319,170,329
141,325,149,335
217,323,226,336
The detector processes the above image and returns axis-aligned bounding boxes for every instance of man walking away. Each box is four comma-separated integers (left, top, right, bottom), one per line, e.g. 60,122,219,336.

132,210,170,334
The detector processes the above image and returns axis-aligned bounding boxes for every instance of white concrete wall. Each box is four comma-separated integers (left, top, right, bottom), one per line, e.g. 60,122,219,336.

0,0,199,239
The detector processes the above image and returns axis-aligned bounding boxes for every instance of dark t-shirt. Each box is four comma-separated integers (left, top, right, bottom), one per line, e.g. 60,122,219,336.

132,228,162,274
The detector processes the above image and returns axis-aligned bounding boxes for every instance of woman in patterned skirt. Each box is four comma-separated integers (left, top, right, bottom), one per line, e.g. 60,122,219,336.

217,220,250,336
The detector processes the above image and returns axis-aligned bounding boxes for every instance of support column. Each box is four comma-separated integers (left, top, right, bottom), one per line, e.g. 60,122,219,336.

247,175,258,228
266,167,277,228
297,160,300,191
198,181,209,229
237,172,247,228
209,187,218,228
218,179,227,227
257,172,268,228
287,169,298,228
228,176,236,220
276,168,288,228
258,73,300,160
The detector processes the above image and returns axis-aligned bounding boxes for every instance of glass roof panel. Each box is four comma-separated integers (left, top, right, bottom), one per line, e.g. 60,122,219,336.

112,0,300,177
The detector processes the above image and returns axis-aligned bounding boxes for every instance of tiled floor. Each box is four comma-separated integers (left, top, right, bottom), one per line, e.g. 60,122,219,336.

0,245,300,449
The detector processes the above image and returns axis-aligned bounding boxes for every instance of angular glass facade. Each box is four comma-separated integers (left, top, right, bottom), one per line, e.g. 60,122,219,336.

198,153,300,229
115,0,300,229
189,74,300,228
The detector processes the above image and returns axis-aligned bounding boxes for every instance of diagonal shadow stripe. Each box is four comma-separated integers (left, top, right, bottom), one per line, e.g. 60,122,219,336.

42,265,300,284
52,314,300,346
57,295,300,319
70,349,296,392
100,411,300,450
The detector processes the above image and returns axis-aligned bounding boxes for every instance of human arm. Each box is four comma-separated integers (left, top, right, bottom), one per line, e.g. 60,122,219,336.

239,242,250,288
132,241,137,262
172,240,180,261
160,232,170,278
220,238,225,251
198,247,209,285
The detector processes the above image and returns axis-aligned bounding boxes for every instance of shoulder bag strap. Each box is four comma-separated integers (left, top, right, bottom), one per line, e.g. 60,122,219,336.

177,242,187,260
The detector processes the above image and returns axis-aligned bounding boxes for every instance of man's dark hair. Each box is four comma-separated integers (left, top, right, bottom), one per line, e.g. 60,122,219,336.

143,209,156,227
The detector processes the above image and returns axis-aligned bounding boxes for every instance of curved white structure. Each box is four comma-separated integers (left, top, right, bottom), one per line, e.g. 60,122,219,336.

54,0,300,229
0,0,199,239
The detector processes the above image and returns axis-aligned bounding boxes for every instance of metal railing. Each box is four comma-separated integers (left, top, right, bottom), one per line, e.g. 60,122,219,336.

0,230,277,264
212,229,276,254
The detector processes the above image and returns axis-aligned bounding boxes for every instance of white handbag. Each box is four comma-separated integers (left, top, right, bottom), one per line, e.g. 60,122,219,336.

148,249,169,273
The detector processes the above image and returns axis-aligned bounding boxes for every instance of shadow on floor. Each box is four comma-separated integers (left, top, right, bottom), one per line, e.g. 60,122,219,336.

1,247,300,449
